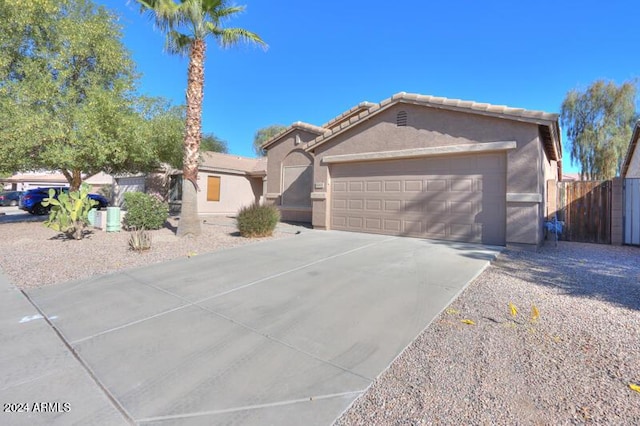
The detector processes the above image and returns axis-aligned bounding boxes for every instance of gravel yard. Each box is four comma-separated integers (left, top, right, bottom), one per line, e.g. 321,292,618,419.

0,215,304,289
336,242,640,425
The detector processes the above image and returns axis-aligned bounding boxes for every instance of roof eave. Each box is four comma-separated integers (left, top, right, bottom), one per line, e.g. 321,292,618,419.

261,122,325,151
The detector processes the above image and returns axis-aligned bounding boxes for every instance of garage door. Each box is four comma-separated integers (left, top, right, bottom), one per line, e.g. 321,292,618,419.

330,153,506,245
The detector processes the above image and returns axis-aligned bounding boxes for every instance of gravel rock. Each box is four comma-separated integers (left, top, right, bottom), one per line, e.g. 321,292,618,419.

336,242,640,425
0,216,305,289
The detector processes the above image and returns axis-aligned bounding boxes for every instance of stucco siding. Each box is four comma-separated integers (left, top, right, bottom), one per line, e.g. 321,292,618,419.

265,131,316,223
627,145,640,178
310,104,546,247
266,130,318,196
314,105,541,192
196,172,260,215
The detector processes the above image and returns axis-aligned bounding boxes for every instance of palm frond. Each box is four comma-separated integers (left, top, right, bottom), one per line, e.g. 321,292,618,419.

208,25,267,49
166,30,193,55
137,0,182,34
214,5,246,22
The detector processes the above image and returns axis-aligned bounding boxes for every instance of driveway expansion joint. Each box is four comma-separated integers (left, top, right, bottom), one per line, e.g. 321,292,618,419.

135,390,365,423
68,236,400,344
19,289,136,425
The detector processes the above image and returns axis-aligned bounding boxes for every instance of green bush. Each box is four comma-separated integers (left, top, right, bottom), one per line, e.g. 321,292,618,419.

237,203,280,238
123,192,168,230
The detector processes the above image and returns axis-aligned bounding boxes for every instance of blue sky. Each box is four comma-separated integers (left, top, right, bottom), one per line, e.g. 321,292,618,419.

100,1,639,172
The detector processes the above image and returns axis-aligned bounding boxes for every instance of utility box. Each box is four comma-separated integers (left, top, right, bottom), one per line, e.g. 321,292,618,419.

106,207,121,232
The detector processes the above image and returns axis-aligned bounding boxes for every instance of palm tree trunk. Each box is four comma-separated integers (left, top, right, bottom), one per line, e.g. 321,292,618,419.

177,38,205,237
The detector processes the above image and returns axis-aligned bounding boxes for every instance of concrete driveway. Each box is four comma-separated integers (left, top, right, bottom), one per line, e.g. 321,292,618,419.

1,230,501,425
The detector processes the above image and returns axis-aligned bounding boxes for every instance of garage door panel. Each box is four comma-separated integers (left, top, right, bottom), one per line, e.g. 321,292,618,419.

333,199,347,209
384,200,402,212
365,199,382,211
366,181,382,192
426,179,447,191
348,217,363,228
404,180,423,191
333,181,347,192
384,181,402,192
384,219,401,232
330,153,506,245
332,215,347,227
450,178,474,192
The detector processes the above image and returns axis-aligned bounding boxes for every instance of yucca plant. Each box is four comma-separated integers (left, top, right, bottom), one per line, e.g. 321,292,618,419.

128,228,152,252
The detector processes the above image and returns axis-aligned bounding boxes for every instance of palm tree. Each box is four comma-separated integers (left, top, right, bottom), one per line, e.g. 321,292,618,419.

137,0,266,237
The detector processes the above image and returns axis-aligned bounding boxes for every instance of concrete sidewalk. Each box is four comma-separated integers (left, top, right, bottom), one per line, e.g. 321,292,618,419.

1,231,501,425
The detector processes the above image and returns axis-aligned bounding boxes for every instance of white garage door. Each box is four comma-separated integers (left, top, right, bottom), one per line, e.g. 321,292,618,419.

330,153,506,245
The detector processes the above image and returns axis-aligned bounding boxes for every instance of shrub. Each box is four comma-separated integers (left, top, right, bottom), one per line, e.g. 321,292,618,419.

123,192,168,230
43,184,97,240
237,203,280,238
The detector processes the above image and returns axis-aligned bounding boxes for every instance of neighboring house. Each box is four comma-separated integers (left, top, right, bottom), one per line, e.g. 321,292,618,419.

113,174,147,207
194,152,266,215
622,121,640,245
263,92,562,249
0,171,113,192
622,121,640,178
1,172,69,191
561,173,580,181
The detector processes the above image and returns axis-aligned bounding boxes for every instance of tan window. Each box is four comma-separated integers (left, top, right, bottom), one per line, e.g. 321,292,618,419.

207,176,221,201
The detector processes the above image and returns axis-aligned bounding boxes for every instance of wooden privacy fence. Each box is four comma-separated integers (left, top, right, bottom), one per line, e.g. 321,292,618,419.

557,181,611,244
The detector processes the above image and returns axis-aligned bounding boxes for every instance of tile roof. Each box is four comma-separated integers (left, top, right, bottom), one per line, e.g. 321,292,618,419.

306,92,560,153
200,151,266,175
260,121,326,150
261,92,561,164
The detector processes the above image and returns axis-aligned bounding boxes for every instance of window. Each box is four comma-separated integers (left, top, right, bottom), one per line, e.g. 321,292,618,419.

207,176,221,201
396,110,408,126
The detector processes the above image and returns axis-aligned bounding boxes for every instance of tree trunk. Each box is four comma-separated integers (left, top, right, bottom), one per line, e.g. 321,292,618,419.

61,169,83,191
177,38,205,237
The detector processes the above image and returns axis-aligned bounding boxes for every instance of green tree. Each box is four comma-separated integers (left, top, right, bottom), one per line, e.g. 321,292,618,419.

137,0,266,237
201,133,228,154
143,99,227,169
0,0,156,190
560,80,637,180
253,125,287,156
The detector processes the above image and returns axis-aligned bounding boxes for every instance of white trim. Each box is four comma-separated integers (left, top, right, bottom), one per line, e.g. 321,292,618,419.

506,193,542,203
321,141,517,164
265,193,280,199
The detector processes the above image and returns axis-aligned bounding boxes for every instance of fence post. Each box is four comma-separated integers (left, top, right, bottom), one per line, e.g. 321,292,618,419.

611,178,623,245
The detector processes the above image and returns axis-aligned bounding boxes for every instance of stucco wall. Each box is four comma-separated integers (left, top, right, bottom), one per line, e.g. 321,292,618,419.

311,104,548,247
265,130,317,222
196,171,261,215
626,145,640,178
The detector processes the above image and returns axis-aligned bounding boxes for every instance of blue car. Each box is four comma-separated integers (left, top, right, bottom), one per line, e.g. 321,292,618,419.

19,187,109,215
0,190,23,206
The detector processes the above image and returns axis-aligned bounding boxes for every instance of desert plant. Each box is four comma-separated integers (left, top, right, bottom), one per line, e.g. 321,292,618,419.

43,184,97,240
128,228,152,252
237,203,280,238
123,192,168,230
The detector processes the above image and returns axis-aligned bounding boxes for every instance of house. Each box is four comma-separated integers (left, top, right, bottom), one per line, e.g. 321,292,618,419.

621,121,640,245
0,171,113,193
263,92,562,249
193,151,267,215
622,121,640,178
